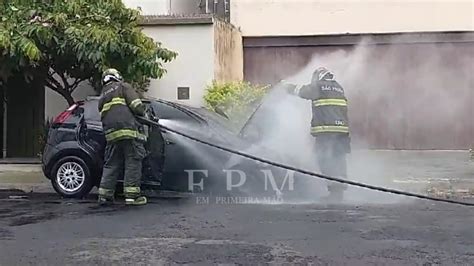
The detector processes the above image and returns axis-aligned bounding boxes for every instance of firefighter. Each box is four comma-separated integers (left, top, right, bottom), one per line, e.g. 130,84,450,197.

283,67,351,202
97,68,148,206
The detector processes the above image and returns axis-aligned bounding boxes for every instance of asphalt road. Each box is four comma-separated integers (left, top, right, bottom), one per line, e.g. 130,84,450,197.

0,191,473,265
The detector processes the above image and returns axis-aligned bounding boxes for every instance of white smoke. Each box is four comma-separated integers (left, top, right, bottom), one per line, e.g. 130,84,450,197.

243,36,473,204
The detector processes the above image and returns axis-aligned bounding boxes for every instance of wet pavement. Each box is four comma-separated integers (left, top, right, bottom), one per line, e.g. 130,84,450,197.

0,191,473,265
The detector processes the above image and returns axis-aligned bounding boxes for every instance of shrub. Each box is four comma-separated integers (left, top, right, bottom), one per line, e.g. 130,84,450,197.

203,81,269,129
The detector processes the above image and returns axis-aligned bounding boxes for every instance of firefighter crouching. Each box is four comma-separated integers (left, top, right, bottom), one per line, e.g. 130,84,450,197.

97,68,148,206
283,67,351,203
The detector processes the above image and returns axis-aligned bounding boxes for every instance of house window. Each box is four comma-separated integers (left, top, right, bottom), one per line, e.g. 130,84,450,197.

177,87,190,100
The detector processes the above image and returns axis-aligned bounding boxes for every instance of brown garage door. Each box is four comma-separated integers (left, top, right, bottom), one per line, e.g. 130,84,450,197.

244,32,474,150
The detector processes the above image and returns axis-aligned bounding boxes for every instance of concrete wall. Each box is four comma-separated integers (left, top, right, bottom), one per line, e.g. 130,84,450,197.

123,0,170,15
213,19,244,82
123,0,204,15
142,24,215,107
170,0,202,14
45,82,96,120
231,0,474,36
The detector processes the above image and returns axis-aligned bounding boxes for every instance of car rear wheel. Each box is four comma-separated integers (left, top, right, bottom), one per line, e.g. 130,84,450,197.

51,156,93,198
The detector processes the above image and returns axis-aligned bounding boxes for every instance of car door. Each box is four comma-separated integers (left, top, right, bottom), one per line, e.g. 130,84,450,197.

148,101,209,191
142,120,165,186
81,100,106,160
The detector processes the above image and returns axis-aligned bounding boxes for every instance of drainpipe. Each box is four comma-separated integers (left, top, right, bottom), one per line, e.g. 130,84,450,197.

224,0,229,21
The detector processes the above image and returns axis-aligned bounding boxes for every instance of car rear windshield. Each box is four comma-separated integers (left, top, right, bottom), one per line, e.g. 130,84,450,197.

82,100,100,122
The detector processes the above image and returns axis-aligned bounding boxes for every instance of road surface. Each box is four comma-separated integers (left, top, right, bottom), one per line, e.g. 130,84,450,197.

0,191,473,265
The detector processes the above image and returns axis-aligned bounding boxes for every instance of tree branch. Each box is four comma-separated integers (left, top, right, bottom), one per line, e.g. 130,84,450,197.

70,78,85,93
46,76,75,105
57,71,71,92
46,76,61,91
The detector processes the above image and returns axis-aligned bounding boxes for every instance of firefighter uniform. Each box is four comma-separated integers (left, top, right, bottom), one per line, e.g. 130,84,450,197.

98,70,147,206
286,68,351,201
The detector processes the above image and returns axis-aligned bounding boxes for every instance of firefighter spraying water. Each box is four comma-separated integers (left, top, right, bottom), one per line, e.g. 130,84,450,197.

281,67,351,203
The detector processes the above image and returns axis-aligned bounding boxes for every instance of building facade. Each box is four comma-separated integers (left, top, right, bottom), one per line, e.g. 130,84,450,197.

231,0,473,36
231,0,474,150
141,15,242,106
46,13,243,121
39,0,474,156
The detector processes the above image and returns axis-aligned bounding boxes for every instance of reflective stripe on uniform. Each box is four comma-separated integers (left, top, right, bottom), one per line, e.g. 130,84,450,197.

124,187,141,194
130,98,143,109
105,129,146,142
313,99,347,107
311,126,349,134
99,188,115,197
294,85,303,95
101,97,126,114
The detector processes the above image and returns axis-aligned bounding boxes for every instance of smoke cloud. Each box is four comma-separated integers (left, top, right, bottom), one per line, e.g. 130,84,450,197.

239,36,473,204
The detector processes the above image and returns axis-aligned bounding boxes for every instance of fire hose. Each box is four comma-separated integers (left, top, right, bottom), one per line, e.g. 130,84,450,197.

139,117,474,207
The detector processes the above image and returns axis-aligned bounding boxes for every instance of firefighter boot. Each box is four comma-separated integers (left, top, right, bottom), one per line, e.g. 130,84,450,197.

125,196,148,206
124,187,147,206
98,188,115,206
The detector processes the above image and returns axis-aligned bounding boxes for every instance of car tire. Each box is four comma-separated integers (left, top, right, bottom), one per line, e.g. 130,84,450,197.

51,156,94,198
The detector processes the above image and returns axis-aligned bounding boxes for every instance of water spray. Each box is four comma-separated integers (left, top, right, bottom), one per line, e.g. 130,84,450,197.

138,117,474,207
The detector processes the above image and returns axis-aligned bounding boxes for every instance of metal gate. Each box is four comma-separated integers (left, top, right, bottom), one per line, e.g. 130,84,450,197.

243,32,474,150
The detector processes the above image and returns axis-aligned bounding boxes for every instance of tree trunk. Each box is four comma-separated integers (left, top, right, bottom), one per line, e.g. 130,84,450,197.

62,90,75,106
45,72,76,106
45,82,75,106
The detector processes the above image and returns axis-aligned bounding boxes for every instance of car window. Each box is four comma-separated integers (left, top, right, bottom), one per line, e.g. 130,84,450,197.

83,99,201,126
151,101,201,122
83,100,100,122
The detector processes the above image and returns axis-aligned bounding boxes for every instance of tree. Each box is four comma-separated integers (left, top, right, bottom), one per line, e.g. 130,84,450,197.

0,0,177,105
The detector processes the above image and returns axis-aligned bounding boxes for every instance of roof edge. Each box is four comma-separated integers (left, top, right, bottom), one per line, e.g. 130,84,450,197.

139,14,214,26
243,31,474,47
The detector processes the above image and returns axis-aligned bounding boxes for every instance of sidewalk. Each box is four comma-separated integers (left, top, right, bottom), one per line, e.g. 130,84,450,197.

0,164,51,193
343,150,473,202
0,151,472,197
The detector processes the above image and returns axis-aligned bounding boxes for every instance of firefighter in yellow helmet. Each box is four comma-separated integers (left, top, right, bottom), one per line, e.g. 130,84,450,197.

283,67,351,203
97,68,148,206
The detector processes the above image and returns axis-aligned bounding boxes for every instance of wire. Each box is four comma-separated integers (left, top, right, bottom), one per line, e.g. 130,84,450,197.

139,117,474,207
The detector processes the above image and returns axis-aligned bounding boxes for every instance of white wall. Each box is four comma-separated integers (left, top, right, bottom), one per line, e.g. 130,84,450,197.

231,0,474,36
170,0,203,14
123,0,203,15
45,23,215,118
123,0,170,15
45,82,96,120
142,24,215,107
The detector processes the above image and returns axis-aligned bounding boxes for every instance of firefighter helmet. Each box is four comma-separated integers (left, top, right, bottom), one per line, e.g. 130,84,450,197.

312,67,334,82
102,68,123,85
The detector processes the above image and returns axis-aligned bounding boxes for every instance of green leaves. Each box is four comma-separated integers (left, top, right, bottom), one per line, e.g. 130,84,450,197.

204,81,269,129
18,37,41,61
0,0,177,104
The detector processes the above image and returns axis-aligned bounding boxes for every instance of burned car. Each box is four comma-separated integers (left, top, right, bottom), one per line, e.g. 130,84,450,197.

42,97,290,198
